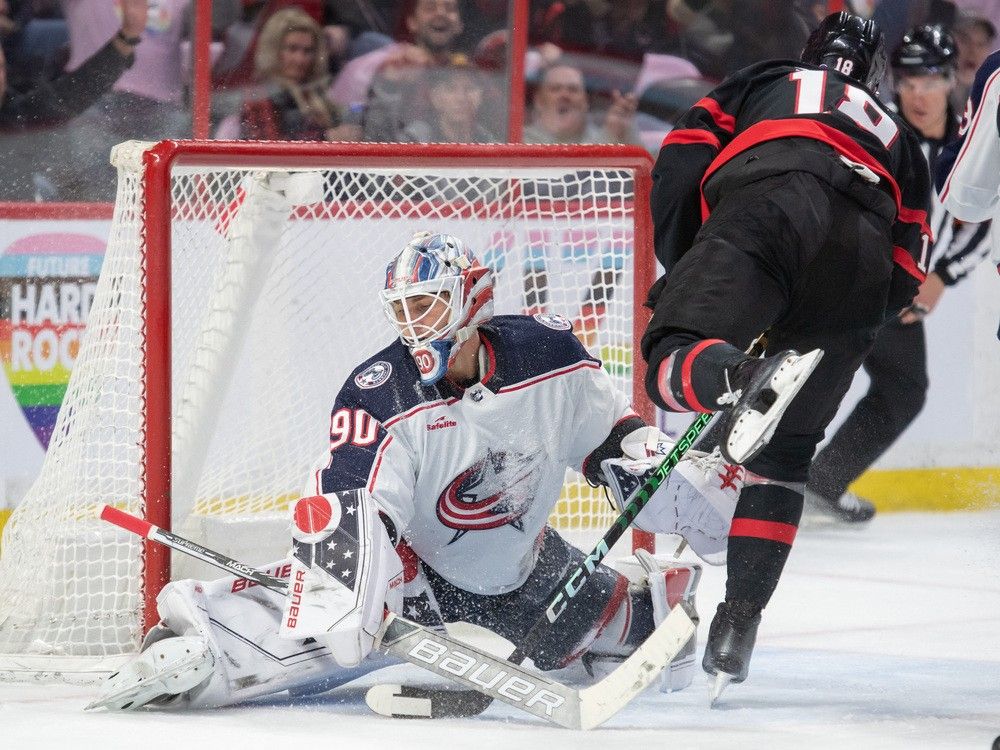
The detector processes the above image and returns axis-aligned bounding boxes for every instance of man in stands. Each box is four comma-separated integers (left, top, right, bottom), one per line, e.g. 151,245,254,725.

90,231,748,712
804,25,993,524
0,0,145,130
523,62,640,145
640,12,931,699
329,0,469,141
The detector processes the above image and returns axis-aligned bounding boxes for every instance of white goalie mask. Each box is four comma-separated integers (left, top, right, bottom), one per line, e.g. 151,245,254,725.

380,232,495,385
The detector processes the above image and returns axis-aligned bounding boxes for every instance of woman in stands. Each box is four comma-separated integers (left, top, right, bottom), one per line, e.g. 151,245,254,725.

240,8,360,141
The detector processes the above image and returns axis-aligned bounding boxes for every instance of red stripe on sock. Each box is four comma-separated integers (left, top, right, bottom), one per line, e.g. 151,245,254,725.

681,339,726,414
729,518,798,545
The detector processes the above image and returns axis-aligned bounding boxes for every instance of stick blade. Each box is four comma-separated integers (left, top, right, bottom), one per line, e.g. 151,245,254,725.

578,603,695,730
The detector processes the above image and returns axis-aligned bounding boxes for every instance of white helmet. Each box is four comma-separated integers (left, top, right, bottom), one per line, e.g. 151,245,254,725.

380,232,494,385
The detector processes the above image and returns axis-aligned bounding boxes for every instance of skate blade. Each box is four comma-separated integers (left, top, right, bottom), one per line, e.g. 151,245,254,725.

724,349,824,464
709,671,736,708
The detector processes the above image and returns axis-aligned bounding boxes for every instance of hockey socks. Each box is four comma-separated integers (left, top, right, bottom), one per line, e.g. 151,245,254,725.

648,338,748,414
725,484,801,609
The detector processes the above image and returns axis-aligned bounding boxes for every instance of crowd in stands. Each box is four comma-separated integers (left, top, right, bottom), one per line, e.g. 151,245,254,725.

0,0,997,202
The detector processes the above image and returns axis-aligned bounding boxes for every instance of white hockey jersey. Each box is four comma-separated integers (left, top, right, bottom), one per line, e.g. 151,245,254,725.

937,50,1000,266
307,315,636,595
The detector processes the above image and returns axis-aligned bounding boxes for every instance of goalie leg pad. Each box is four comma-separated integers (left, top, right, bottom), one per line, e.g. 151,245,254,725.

87,636,214,711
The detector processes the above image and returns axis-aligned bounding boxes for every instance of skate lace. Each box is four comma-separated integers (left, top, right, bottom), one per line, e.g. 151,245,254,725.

716,370,742,407
691,446,724,479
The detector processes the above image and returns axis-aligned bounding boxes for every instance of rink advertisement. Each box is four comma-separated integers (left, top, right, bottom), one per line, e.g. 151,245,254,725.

0,216,111,514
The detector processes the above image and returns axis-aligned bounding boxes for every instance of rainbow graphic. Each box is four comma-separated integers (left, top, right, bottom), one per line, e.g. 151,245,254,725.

0,233,105,448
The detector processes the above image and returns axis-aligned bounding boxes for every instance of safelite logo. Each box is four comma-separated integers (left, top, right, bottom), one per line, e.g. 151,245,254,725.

426,415,457,431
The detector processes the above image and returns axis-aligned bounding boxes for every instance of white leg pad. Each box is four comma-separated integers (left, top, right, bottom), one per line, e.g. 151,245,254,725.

634,550,702,693
87,636,214,711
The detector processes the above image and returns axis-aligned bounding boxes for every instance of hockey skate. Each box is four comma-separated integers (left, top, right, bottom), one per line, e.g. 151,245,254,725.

87,635,214,711
803,488,876,524
719,349,824,465
703,600,760,706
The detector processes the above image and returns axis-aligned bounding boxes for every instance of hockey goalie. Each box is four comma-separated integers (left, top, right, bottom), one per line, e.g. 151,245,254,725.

91,232,745,712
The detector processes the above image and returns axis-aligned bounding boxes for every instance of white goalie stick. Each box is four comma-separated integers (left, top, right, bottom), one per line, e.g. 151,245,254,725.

98,505,694,729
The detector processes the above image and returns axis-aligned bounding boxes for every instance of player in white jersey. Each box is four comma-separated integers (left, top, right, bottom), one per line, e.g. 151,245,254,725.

937,46,1000,339
91,231,742,712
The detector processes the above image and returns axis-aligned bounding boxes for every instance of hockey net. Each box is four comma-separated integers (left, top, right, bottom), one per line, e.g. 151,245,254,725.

0,141,656,680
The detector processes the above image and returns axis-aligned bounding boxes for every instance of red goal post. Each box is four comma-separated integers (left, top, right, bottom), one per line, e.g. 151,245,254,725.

0,141,657,679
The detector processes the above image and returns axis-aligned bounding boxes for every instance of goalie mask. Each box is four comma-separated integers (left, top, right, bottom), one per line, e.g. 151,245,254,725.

380,232,494,386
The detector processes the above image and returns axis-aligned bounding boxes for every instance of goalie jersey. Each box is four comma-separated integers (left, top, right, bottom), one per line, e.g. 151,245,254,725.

309,315,636,595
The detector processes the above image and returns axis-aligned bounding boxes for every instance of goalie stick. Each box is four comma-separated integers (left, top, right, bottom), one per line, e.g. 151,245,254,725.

369,333,770,720
98,505,694,729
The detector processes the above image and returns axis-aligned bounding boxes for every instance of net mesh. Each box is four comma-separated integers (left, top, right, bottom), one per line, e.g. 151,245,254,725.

0,143,650,668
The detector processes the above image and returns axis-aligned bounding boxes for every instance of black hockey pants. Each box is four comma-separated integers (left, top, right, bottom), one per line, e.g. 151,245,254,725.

642,168,898,611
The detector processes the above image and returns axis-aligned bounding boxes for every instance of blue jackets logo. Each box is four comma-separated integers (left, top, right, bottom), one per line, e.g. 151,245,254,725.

355,361,392,389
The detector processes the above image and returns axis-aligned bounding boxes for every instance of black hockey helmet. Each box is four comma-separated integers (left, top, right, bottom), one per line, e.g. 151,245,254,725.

801,11,888,90
891,25,957,77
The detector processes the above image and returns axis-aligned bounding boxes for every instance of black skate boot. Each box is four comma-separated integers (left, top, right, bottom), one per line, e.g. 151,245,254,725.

718,349,823,465
703,600,761,705
803,488,876,524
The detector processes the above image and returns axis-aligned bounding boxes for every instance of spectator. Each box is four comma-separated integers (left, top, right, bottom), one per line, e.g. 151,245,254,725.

523,62,640,145
322,0,397,65
54,0,190,200
0,0,140,130
600,0,673,61
330,0,468,141
240,8,359,141
951,13,996,110
400,61,497,142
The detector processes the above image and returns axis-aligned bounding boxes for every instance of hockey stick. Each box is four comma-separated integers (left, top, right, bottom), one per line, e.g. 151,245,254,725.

366,410,714,719
369,333,770,719
98,505,694,729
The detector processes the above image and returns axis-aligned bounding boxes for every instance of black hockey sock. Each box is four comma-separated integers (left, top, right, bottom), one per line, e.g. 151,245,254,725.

645,334,748,413
724,484,803,612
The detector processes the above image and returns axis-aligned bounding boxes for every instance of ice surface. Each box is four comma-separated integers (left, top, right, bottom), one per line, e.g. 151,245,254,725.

1,511,998,750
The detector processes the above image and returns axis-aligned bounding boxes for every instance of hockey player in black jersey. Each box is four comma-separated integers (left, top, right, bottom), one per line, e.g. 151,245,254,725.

640,12,932,700
804,25,993,524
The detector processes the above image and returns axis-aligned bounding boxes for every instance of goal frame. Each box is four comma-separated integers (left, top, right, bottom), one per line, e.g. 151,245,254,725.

112,140,658,634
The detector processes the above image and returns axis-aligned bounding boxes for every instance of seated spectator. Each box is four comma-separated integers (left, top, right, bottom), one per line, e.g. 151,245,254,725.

0,0,141,130
330,0,469,141
240,8,359,141
523,62,640,145
951,13,996,110
400,61,497,142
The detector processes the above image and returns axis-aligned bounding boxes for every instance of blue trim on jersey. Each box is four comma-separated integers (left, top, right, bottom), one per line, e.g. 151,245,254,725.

935,50,1000,192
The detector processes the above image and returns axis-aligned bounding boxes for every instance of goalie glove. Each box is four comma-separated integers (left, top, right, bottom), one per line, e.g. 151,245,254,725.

601,449,742,565
280,490,404,667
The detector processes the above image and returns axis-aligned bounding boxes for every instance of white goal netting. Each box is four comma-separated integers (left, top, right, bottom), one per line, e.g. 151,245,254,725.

0,142,653,678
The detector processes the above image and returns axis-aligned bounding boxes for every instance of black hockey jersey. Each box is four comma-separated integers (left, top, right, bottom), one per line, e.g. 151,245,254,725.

651,59,932,289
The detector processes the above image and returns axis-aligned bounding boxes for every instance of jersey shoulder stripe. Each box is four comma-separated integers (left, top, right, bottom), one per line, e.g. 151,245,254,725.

479,314,600,393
